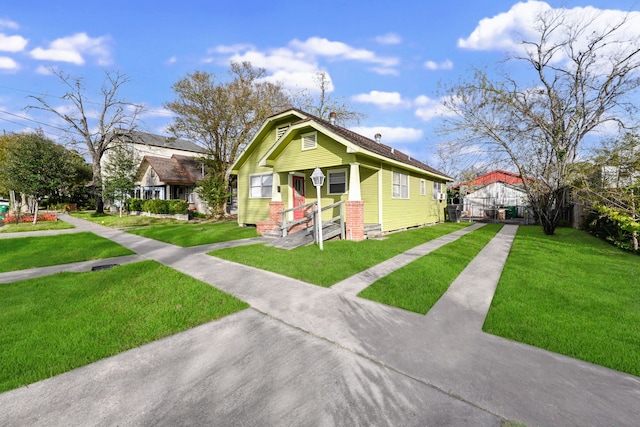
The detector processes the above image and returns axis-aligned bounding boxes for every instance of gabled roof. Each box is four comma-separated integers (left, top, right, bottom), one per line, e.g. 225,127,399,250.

232,108,452,181
138,154,203,183
453,170,526,189
115,130,206,154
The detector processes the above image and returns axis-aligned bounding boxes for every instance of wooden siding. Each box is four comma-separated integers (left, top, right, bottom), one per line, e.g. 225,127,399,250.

273,133,354,172
380,164,444,231
237,127,280,225
360,168,379,224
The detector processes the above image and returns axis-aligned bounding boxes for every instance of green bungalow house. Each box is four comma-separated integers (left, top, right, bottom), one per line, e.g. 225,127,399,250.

231,108,453,241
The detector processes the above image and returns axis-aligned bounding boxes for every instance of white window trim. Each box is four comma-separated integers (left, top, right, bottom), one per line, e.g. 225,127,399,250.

327,168,348,195
249,173,273,199
420,179,426,196
392,170,410,199
301,131,317,151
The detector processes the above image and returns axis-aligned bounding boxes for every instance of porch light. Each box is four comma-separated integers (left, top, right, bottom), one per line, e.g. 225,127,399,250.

311,167,325,250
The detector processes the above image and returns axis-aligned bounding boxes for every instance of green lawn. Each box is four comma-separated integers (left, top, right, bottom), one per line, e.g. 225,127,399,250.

70,211,181,228
0,232,134,272
128,221,259,246
0,260,249,393
358,224,502,313
0,220,74,233
210,222,472,287
483,226,640,377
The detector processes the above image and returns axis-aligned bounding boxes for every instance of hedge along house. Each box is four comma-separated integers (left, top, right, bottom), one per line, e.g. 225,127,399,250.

231,108,452,241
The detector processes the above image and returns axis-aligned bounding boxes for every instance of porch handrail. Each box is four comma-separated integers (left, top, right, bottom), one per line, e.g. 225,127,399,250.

278,201,317,237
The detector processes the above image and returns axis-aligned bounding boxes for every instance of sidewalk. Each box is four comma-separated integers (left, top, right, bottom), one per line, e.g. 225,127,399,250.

1,215,638,426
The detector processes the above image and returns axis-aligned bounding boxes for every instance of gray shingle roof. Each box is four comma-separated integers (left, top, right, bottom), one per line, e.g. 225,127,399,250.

115,130,206,154
274,108,452,180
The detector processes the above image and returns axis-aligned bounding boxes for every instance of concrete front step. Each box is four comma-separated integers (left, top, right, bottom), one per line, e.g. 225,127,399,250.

267,223,342,250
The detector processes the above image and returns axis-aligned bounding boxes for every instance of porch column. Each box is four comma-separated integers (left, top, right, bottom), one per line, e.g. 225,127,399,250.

346,163,364,241
348,163,361,201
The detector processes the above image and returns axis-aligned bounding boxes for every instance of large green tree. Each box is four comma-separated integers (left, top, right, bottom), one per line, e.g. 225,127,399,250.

165,61,291,216
1,133,79,224
440,9,640,235
27,69,143,214
575,133,640,251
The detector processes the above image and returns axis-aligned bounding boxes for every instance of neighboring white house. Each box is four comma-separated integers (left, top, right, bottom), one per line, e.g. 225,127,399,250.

102,130,212,213
452,170,530,220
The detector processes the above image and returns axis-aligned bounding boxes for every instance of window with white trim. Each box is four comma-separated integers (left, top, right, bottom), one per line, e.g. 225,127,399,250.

250,174,273,198
327,169,347,194
433,181,443,199
301,132,317,150
420,179,426,196
392,171,409,199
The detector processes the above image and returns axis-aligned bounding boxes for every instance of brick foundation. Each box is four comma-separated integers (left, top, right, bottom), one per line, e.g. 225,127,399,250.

345,200,365,242
256,220,278,235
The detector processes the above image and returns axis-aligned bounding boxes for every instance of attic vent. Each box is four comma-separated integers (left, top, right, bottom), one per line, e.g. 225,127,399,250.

276,125,289,141
302,132,317,150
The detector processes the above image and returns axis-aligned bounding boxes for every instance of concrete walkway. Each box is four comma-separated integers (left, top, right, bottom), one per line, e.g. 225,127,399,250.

1,215,638,426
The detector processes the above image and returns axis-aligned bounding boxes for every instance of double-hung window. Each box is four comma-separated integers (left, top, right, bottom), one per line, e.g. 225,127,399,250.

420,179,427,196
327,169,347,194
433,181,443,200
250,174,273,198
392,171,409,199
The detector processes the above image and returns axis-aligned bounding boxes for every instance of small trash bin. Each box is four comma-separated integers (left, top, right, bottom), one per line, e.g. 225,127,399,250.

447,205,462,223
0,205,8,220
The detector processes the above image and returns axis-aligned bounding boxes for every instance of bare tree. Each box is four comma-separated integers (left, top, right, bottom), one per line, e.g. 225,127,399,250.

27,69,143,213
294,71,365,126
165,61,291,215
439,9,640,235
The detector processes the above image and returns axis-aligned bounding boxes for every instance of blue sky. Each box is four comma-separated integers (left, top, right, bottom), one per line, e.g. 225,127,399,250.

1,0,639,168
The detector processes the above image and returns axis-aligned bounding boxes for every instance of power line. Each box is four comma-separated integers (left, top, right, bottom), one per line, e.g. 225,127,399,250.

0,109,68,132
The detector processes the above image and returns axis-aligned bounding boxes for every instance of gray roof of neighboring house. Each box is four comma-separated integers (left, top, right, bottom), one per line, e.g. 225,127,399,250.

139,155,203,183
115,130,206,154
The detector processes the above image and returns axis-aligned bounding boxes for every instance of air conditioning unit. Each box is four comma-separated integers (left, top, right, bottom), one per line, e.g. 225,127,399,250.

437,192,447,201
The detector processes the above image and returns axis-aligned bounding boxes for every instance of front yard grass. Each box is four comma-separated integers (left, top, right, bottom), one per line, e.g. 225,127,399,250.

483,226,640,377
128,221,259,247
70,211,181,228
210,222,472,287
358,224,503,313
0,220,74,233
0,260,249,393
0,232,134,272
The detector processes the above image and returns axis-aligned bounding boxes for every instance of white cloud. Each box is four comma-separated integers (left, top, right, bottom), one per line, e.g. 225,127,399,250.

369,66,399,76
166,56,177,64
211,37,399,92
424,59,453,71
0,56,18,70
375,32,402,45
350,126,424,143
30,33,112,66
289,37,399,67
0,33,28,52
458,1,640,63
0,19,19,30
35,65,54,75
414,95,455,121
352,90,408,108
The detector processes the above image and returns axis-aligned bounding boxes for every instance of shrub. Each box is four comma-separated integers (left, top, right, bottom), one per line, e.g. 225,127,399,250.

2,213,57,224
127,198,144,212
584,205,639,254
168,200,188,215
